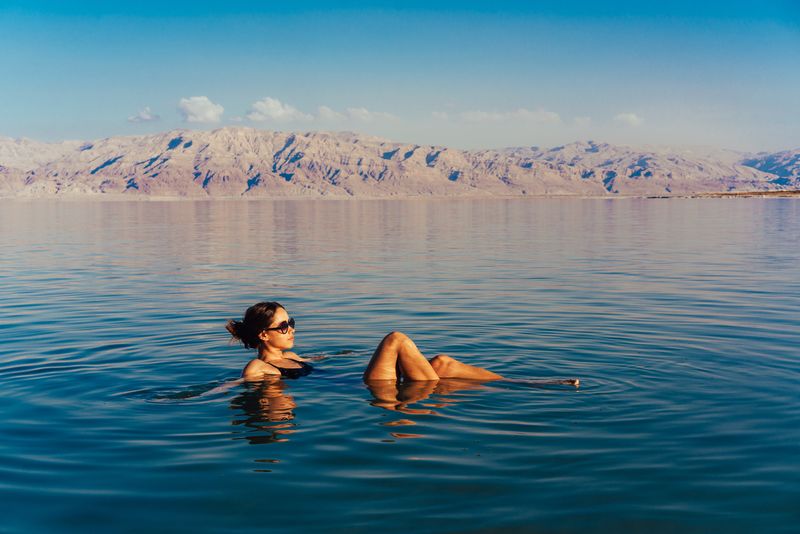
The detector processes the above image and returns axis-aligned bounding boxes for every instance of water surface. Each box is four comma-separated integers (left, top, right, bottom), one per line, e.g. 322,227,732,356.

1,198,798,533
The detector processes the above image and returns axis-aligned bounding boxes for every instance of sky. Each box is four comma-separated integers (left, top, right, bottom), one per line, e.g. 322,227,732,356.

1,1,798,150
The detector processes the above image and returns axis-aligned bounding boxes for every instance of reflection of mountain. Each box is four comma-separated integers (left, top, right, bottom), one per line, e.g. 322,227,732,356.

1,128,798,197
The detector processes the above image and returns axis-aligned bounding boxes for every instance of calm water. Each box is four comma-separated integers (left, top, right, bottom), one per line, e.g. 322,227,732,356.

1,198,798,533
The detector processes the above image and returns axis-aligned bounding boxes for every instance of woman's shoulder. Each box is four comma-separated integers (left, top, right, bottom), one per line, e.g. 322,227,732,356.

242,358,281,380
281,351,306,362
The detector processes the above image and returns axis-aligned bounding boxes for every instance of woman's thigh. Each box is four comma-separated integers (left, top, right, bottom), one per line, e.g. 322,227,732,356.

363,332,439,381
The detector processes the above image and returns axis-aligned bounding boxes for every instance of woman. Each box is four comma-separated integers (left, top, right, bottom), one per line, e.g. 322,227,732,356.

227,302,313,380
227,301,505,382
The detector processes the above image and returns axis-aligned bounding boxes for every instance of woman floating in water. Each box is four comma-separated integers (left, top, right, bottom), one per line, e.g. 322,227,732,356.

227,301,578,386
226,302,313,380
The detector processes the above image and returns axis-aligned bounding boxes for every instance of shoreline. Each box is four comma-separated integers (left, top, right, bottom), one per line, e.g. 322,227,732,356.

1,190,799,202
688,190,800,198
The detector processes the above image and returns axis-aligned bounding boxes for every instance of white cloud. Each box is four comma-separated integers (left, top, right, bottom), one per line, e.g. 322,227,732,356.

128,106,159,123
573,116,592,127
432,111,449,120
317,105,346,121
514,108,561,123
178,96,224,123
346,107,397,122
461,110,505,122
614,112,644,127
308,105,396,122
246,97,313,122
460,108,561,124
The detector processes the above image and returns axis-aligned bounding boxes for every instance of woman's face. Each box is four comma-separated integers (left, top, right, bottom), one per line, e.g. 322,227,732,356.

261,307,295,351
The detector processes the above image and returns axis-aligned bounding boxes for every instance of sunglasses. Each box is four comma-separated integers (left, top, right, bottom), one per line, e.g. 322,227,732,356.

263,317,295,334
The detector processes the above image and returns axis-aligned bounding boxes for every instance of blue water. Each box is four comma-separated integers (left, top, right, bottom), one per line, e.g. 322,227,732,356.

1,198,798,533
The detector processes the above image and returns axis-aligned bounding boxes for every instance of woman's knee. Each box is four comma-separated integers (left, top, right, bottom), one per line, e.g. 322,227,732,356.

429,354,454,373
383,331,409,346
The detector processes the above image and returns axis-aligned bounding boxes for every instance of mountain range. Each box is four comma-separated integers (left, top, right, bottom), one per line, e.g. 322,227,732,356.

1,128,798,198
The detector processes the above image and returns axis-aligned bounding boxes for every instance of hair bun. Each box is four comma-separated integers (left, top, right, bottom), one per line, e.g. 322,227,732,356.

227,301,284,350
226,319,245,341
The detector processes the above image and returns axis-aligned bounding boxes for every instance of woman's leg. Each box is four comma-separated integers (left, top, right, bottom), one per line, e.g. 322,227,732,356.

363,332,440,382
429,354,503,380
363,332,504,382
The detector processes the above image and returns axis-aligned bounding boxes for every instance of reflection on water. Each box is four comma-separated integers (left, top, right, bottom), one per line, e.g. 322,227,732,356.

232,376,501,445
230,379,297,445
369,380,439,415
366,379,493,414
367,379,499,441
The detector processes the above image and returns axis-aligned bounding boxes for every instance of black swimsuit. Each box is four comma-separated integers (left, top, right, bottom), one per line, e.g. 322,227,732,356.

267,360,313,379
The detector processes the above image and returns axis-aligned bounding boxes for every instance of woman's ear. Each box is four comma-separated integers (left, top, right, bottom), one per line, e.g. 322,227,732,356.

257,330,270,343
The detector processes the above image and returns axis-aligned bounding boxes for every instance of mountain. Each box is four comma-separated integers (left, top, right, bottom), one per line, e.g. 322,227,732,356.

0,136,82,170
0,128,797,198
741,150,800,186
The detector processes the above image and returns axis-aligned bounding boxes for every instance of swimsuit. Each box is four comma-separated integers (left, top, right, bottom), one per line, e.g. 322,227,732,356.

267,360,313,379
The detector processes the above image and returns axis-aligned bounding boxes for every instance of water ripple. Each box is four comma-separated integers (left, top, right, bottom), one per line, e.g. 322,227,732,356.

1,199,799,533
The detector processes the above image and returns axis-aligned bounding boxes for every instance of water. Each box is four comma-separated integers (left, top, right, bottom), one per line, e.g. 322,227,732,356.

0,198,798,533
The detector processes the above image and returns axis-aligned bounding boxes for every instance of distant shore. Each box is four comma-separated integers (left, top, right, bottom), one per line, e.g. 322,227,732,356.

692,190,800,198
3,192,800,202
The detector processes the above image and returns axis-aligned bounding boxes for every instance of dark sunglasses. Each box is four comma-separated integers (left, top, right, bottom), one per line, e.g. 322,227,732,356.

263,317,295,334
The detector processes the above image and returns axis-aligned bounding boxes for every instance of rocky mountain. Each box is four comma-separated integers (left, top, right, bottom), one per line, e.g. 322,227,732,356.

0,128,797,198
0,136,82,170
741,150,800,185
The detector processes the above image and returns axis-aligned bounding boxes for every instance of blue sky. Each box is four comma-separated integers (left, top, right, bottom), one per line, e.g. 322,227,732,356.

1,1,798,150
